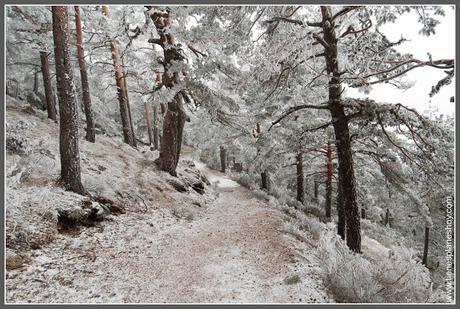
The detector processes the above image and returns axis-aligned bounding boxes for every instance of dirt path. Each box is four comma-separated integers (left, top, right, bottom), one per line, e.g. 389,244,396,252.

6,157,329,303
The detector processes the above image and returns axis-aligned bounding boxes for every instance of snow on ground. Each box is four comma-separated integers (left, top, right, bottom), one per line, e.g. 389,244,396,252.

5,98,331,304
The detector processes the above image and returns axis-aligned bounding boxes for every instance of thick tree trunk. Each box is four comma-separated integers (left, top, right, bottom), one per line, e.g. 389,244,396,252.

153,102,160,150
144,101,154,147
422,226,430,266
52,6,85,195
74,6,95,143
321,6,360,252
158,94,187,176
296,152,305,204
40,51,57,121
325,141,333,220
102,6,136,147
148,7,187,176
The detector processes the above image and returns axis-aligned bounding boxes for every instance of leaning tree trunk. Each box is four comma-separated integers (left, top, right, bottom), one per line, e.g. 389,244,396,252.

148,7,187,176
102,6,136,147
296,152,305,204
122,61,136,147
40,51,57,121
52,6,85,195
325,141,333,220
321,6,360,252
74,6,95,143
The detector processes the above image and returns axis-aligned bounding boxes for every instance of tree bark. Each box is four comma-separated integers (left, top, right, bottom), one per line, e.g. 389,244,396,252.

321,6,360,252
337,177,346,240
102,6,136,147
220,146,227,173
40,51,57,121
361,208,366,219
148,7,187,176
144,101,154,147
325,141,333,220
314,180,319,201
52,6,85,195
74,6,95,143
122,62,136,147
296,152,305,204
422,226,429,266
261,169,270,192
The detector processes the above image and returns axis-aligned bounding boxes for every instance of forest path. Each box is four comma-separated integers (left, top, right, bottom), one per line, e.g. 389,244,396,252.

128,153,329,303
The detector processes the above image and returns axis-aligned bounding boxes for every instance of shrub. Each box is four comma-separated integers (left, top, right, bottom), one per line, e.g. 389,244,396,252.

315,230,432,303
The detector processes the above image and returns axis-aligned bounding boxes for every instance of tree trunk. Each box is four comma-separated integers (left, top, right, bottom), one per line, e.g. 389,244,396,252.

220,146,227,173
296,152,305,204
40,51,57,121
422,226,430,266
314,180,319,200
144,101,154,147
153,102,160,150
261,169,270,192
158,94,186,176
148,7,187,176
122,62,137,147
102,6,136,147
337,174,346,240
52,6,85,195
74,6,95,143
321,6,360,252
325,141,333,220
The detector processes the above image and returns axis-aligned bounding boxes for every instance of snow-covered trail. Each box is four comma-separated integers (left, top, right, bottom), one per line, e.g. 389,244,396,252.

120,159,329,303
6,151,329,303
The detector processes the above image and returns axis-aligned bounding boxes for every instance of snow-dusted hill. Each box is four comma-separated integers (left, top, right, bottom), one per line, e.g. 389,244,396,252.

5,97,332,303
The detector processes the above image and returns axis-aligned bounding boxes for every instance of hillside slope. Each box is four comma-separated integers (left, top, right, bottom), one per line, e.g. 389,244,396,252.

5,97,331,303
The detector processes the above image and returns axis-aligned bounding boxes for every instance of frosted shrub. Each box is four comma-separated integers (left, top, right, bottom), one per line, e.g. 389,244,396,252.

6,121,30,154
316,230,432,303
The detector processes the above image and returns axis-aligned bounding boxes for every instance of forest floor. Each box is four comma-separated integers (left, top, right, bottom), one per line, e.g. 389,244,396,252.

5,97,331,303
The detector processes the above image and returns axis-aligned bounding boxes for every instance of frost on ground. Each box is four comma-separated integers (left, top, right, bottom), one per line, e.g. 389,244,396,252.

5,98,331,304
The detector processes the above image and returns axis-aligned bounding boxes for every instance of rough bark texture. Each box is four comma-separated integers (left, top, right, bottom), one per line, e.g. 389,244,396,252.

148,7,187,176
296,152,305,204
321,6,360,252
144,101,154,147
422,226,430,266
102,6,136,147
74,6,95,143
52,6,85,195
40,51,57,121
325,141,333,220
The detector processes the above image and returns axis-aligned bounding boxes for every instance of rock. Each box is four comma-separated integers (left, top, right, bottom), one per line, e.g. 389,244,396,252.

191,181,205,195
167,178,188,192
6,249,23,270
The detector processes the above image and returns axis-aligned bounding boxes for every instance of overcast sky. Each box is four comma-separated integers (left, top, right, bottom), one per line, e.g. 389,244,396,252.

345,7,455,117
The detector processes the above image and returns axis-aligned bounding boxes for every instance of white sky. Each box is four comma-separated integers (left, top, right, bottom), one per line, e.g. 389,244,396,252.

345,7,455,117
